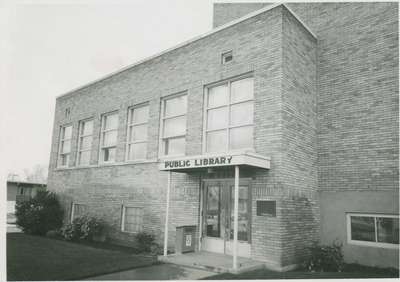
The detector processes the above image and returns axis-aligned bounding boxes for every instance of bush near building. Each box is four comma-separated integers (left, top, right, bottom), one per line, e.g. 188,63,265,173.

60,216,105,242
15,190,63,235
304,242,344,272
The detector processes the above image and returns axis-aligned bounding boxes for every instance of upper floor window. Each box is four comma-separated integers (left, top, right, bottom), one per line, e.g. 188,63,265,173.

160,94,187,156
100,112,118,163
58,125,72,167
205,77,254,153
77,119,93,166
127,104,149,160
347,213,399,248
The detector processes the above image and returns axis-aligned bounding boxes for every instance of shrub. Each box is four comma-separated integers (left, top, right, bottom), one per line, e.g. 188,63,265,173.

15,191,64,235
60,216,105,242
149,243,163,256
134,231,156,253
305,241,344,272
45,230,60,239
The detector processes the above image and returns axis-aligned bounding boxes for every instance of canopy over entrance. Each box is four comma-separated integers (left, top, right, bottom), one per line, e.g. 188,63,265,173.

158,152,271,172
160,152,270,271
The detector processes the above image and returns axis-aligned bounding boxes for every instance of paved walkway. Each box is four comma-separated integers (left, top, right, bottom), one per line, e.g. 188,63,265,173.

86,263,215,280
159,251,265,273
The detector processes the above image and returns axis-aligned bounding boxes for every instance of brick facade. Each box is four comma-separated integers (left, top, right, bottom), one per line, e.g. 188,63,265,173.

48,3,398,270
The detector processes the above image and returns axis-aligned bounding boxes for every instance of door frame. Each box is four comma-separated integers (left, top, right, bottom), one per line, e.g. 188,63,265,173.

200,177,252,257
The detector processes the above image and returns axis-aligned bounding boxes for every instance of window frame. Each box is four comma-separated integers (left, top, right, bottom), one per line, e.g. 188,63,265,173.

76,118,94,166
346,213,399,249
121,205,144,234
57,124,73,168
221,50,233,65
159,92,188,158
125,103,149,161
202,75,255,154
99,111,119,164
70,202,88,223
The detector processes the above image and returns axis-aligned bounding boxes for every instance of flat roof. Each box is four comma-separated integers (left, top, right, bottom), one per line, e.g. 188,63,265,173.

56,3,316,100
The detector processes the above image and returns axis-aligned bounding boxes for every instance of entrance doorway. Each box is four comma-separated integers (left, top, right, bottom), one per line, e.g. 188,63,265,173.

201,179,251,257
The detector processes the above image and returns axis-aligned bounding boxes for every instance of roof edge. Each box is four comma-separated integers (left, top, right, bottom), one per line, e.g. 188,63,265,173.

56,3,315,100
7,180,47,186
283,4,317,39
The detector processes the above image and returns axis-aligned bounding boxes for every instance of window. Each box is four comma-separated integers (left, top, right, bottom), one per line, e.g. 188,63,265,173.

160,94,187,156
126,105,149,160
121,206,143,233
347,213,399,248
58,125,72,167
99,112,118,163
77,119,93,166
221,51,233,64
256,201,276,217
71,203,88,222
205,77,254,153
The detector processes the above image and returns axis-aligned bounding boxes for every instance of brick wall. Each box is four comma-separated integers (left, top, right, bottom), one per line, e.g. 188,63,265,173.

213,2,270,28
279,7,319,267
47,2,399,268
212,2,398,268
48,6,289,260
213,2,399,193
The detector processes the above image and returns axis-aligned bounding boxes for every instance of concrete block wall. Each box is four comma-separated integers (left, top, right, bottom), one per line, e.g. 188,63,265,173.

319,190,399,268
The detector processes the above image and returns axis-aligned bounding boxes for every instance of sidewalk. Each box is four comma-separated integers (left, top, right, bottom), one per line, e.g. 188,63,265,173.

86,263,215,280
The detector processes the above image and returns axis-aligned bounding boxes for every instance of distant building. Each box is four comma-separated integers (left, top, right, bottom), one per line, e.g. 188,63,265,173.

7,181,46,214
48,3,398,271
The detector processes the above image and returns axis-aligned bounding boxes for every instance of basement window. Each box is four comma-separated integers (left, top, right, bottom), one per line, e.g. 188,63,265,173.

347,213,399,248
221,51,233,64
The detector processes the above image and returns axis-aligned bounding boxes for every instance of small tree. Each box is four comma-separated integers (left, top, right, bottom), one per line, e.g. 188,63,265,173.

15,190,63,235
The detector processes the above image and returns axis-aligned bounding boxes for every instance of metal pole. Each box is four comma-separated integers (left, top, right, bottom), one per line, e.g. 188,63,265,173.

233,165,239,270
163,171,171,256
198,184,203,251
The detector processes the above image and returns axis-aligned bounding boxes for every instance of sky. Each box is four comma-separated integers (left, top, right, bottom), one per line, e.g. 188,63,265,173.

0,0,228,180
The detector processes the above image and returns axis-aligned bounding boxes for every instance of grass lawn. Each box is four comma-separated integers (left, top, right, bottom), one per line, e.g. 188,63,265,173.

7,233,155,281
204,264,399,280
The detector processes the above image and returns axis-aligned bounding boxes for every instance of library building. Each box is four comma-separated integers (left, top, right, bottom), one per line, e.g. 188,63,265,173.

48,2,399,272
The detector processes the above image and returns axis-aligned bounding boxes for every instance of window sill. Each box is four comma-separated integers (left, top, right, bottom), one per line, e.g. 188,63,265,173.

347,239,399,249
159,154,186,160
54,159,158,171
202,148,256,155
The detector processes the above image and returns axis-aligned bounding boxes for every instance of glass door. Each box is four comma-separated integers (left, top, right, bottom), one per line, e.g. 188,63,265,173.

202,179,251,257
205,184,222,238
